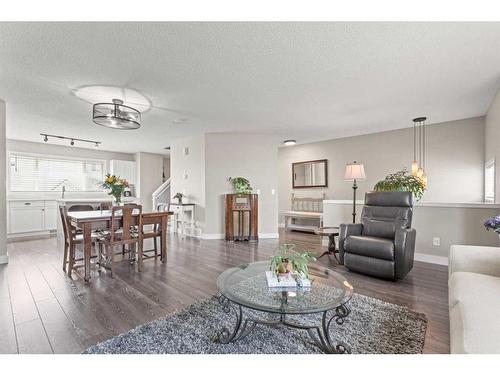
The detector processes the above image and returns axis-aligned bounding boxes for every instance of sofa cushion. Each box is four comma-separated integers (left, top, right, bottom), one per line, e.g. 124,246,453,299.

449,271,500,354
344,235,395,261
449,245,500,278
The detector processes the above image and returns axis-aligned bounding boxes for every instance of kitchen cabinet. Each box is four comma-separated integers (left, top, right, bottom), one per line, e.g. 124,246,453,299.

44,201,58,230
8,200,58,234
9,201,45,233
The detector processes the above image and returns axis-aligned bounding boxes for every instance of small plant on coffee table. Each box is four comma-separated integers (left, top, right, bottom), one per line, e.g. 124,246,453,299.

270,243,316,279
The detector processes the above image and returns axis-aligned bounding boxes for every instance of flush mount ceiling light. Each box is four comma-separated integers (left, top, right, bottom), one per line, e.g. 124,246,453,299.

93,99,141,130
283,139,297,146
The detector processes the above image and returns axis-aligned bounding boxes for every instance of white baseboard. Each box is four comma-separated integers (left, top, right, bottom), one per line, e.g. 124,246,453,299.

0,255,9,265
414,253,448,266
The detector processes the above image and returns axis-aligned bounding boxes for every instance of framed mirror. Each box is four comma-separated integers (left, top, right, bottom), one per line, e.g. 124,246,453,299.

292,159,328,188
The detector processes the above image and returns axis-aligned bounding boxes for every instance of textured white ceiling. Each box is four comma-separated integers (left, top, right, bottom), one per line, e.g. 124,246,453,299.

0,22,499,154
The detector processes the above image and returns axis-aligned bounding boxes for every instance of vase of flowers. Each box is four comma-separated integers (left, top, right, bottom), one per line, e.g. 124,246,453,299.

484,215,500,234
101,174,129,206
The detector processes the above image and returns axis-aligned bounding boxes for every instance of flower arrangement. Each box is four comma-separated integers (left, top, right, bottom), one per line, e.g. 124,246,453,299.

484,215,500,233
270,243,316,280
101,174,128,206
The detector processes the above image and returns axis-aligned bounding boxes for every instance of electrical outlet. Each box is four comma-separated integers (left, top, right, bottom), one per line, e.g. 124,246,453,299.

271,189,275,195
433,237,441,246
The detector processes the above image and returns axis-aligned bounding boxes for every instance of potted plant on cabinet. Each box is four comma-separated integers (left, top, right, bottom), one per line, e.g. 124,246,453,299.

229,177,253,194
173,192,185,204
373,169,426,200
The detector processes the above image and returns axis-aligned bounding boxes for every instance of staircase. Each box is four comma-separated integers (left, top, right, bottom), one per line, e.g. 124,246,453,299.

152,177,171,210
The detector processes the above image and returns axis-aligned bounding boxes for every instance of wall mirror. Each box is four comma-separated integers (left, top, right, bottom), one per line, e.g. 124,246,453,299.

292,159,328,188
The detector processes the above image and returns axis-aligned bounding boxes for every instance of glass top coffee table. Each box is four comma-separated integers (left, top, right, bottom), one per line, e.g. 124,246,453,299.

215,261,354,353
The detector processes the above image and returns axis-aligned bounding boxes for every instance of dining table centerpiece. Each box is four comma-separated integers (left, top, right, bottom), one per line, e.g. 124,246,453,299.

101,174,129,206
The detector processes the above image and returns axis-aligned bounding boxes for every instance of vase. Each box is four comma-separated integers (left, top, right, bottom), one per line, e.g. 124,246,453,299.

113,196,124,206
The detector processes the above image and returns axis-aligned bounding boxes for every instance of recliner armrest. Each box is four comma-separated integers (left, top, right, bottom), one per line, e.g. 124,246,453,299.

394,227,416,279
338,223,363,264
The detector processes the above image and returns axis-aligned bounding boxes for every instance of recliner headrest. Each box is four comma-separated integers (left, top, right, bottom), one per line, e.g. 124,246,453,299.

365,191,413,207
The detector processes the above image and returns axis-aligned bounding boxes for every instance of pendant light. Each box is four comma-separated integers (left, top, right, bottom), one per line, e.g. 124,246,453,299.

412,117,428,187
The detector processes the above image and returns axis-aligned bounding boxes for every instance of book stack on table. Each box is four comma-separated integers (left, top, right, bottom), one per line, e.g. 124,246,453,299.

265,271,311,291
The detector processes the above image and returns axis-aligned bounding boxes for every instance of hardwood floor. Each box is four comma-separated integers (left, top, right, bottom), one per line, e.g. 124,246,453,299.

0,230,449,354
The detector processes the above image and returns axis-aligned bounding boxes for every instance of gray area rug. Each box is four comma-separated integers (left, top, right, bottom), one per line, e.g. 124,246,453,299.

83,293,427,354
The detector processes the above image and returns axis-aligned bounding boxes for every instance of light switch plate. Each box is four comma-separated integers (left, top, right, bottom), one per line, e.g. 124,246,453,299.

433,237,441,246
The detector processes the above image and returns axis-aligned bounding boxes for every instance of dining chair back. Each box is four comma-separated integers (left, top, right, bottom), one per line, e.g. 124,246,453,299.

68,204,94,212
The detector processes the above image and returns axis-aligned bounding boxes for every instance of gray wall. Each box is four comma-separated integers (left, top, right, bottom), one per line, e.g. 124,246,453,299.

170,133,279,237
170,134,206,229
278,117,485,222
323,202,499,258
485,87,500,202
204,133,279,236
0,100,7,263
135,152,165,213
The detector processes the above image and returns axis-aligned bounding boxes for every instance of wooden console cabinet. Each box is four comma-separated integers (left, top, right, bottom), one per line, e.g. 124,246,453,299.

225,194,258,241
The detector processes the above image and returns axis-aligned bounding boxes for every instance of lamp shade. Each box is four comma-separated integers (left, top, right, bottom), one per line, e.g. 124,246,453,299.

344,162,366,180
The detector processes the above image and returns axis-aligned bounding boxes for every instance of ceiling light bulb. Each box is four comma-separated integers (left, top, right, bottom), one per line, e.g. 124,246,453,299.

283,140,296,146
43,135,48,142
70,139,75,146
411,160,419,175
416,167,423,178
94,142,99,148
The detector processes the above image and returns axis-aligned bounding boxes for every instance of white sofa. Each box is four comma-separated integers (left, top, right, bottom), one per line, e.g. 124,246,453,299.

449,245,500,353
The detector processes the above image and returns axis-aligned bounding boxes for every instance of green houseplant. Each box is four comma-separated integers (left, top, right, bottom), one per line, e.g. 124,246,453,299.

270,243,316,279
173,192,184,203
373,169,426,200
229,177,253,194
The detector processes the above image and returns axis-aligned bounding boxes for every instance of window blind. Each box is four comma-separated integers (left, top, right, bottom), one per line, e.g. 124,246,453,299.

9,154,104,192
484,159,495,203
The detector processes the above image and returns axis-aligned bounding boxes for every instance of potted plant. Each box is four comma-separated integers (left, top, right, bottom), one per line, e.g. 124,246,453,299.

484,215,500,234
270,243,316,280
101,174,128,206
373,169,426,200
229,177,253,194
173,192,184,204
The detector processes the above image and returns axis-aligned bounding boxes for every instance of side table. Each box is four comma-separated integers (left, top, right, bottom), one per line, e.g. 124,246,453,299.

314,226,340,263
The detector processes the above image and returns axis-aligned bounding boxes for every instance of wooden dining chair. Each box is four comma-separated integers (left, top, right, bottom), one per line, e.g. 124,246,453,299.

60,206,98,277
139,204,168,264
97,204,142,278
68,204,94,212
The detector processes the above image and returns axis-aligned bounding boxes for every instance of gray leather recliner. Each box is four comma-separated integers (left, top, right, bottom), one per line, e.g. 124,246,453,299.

338,191,416,280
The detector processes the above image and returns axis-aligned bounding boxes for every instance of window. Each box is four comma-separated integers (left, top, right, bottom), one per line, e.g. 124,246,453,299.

485,159,495,203
9,153,105,192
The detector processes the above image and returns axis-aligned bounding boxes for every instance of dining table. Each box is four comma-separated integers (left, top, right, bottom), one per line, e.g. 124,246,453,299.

67,209,172,282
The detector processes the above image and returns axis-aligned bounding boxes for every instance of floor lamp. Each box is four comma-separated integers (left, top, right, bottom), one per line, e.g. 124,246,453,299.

344,161,366,223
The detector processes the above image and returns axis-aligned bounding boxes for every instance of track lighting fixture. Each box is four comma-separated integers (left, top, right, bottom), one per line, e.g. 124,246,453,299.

40,133,101,148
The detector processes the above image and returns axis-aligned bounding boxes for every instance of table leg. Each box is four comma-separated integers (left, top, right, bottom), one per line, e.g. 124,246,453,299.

83,222,92,282
161,216,167,263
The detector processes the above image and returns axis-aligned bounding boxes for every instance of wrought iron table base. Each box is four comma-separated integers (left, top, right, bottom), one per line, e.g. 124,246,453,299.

215,295,350,354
